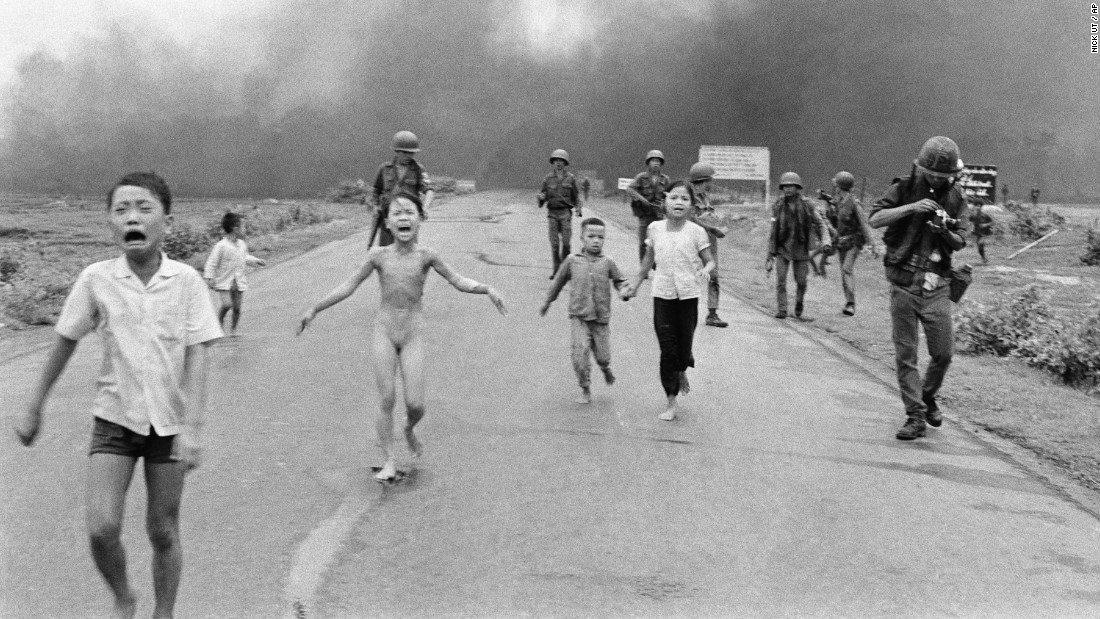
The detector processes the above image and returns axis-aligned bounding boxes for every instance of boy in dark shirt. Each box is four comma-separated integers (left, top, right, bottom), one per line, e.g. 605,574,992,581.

540,217,627,404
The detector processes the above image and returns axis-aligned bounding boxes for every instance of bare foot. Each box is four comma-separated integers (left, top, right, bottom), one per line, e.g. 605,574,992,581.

375,461,397,481
576,388,592,404
404,427,423,461
679,372,690,395
601,367,615,385
659,396,677,421
113,593,137,619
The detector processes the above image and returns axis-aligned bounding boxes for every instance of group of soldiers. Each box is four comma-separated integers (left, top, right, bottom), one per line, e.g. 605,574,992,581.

365,130,973,442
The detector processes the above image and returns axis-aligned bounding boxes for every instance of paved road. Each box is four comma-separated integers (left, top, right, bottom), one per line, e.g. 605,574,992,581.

3,191,1100,618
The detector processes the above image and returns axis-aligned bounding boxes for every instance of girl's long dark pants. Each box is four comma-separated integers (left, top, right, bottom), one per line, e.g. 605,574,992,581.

653,297,698,396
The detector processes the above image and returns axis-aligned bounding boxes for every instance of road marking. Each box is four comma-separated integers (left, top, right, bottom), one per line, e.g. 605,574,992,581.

283,494,370,618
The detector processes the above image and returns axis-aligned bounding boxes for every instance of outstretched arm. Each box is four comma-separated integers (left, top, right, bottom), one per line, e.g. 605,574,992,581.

540,263,571,315
16,334,79,446
429,251,507,315
298,255,377,333
623,243,656,299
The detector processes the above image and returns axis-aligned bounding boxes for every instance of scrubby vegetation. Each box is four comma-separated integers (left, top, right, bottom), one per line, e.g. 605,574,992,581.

955,285,1100,392
1080,222,1100,266
2,201,338,326
1004,200,1065,240
325,180,371,204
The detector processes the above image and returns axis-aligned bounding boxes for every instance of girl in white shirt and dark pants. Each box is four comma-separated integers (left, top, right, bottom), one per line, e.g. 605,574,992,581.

623,181,716,421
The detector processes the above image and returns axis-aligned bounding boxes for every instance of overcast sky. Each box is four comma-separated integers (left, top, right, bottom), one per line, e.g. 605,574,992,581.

0,0,1095,198
0,0,270,87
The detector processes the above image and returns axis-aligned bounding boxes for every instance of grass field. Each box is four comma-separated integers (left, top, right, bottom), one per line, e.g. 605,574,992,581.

0,193,379,327
593,194,1100,493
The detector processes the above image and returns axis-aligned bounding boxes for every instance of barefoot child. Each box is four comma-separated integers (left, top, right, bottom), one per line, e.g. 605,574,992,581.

14,172,223,619
622,181,715,421
298,194,507,481
539,217,627,404
203,212,267,336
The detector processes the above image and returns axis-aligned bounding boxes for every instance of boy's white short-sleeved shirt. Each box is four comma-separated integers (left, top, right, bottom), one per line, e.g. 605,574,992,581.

203,237,258,291
645,220,711,300
55,254,224,436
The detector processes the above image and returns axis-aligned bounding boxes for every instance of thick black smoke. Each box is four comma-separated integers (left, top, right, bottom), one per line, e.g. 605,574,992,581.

1,0,1096,200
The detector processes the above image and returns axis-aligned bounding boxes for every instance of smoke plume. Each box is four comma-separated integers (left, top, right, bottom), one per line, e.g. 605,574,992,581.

1,0,1096,201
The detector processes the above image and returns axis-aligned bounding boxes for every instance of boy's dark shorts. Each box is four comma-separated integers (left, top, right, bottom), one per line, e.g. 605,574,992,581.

89,417,177,463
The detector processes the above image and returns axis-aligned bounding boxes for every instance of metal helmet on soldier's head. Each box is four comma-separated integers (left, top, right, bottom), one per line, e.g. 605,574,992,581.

914,136,963,177
645,150,665,165
832,171,855,191
689,162,715,183
549,149,570,165
392,130,420,153
778,171,803,189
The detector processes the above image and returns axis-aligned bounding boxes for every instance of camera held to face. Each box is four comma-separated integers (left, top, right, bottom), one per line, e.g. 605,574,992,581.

930,208,957,230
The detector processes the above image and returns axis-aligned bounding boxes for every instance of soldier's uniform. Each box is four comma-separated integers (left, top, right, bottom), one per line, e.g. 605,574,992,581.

768,192,831,319
970,204,993,263
627,171,670,261
830,192,875,312
372,158,432,246
540,169,580,274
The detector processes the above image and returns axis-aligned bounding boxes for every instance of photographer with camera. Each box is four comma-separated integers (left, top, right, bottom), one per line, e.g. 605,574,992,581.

821,172,880,316
869,136,970,441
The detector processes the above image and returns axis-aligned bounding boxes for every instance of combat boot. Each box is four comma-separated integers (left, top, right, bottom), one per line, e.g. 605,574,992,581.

895,417,927,441
922,393,943,427
705,310,728,328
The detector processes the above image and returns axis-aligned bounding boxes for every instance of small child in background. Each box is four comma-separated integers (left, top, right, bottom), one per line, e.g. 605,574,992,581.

204,212,266,336
540,217,627,404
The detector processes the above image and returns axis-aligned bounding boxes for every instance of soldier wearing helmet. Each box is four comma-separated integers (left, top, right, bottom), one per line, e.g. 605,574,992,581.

869,136,970,441
367,130,435,247
687,161,731,327
624,150,671,263
824,171,880,316
765,171,832,321
537,149,582,277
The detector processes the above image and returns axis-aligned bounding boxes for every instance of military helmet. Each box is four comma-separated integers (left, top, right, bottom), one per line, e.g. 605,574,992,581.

391,130,420,153
778,171,803,189
689,162,716,183
549,149,570,165
645,149,665,165
914,136,963,177
832,171,855,191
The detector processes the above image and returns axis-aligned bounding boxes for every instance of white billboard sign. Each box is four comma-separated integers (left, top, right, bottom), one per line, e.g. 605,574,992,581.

617,177,633,190
698,145,770,181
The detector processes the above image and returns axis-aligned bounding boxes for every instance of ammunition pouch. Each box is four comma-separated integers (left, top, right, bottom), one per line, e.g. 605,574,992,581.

949,265,973,303
884,251,951,288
